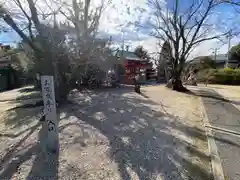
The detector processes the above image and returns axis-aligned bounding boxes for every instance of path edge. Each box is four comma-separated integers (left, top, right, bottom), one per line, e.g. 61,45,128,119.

200,98,225,180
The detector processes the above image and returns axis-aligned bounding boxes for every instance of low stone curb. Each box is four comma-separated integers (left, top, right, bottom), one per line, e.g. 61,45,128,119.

200,98,225,180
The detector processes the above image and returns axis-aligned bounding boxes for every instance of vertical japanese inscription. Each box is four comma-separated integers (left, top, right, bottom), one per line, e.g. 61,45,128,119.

41,76,58,152
41,76,57,134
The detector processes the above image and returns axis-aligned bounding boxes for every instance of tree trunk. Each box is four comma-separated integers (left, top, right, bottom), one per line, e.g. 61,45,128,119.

166,60,189,92
55,76,71,105
166,78,188,92
166,66,189,93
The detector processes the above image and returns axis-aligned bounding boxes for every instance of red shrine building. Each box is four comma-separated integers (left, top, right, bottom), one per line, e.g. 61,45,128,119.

115,50,156,84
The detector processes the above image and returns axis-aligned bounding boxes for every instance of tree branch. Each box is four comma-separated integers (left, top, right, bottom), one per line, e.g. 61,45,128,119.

1,11,39,52
27,0,42,35
152,0,175,41
12,0,34,40
192,32,229,46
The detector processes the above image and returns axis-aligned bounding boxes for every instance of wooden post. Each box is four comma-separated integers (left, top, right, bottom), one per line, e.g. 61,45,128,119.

41,75,58,153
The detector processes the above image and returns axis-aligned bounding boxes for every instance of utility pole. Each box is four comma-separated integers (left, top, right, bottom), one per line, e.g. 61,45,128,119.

121,30,125,57
209,47,219,62
226,31,232,68
214,48,218,61
114,30,125,85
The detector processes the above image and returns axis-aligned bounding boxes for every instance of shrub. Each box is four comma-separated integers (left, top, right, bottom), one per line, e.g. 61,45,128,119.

198,56,216,69
229,43,240,62
196,68,217,82
196,68,240,84
208,68,240,85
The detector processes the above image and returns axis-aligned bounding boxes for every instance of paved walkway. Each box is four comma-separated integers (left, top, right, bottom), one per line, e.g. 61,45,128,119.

198,87,240,180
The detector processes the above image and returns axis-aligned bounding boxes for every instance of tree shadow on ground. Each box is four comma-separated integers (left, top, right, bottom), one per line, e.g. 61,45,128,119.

201,89,240,132
0,88,59,179
0,122,40,138
229,100,240,105
15,91,41,101
1,86,43,126
7,100,43,111
211,135,240,148
184,125,240,156
3,106,41,128
185,86,240,106
18,86,38,93
61,88,213,180
0,121,59,179
181,126,211,161
186,88,230,102
0,87,212,180
0,86,41,102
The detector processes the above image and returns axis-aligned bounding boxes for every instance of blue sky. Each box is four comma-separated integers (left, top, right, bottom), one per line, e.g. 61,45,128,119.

1,0,240,59
0,31,20,46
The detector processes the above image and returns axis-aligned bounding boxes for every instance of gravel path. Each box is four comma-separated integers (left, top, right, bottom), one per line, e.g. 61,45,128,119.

0,86,212,180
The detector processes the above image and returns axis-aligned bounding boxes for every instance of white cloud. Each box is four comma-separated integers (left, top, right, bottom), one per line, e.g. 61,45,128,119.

189,34,240,60
98,0,234,59
98,0,240,61
97,0,158,52
2,0,240,59
130,37,159,53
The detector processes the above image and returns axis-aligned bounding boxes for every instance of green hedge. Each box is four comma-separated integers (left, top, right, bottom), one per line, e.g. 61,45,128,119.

197,68,240,85
196,68,217,82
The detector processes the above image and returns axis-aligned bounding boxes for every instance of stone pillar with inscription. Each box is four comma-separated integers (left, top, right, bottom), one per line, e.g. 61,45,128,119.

41,76,58,153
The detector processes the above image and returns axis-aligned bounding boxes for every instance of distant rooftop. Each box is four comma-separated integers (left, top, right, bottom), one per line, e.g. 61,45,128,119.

115,50,143,61
190,54,227,64
209,54,228,62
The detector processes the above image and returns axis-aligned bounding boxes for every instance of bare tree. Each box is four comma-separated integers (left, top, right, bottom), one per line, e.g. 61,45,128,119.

149,0,229,91
222,0,240,35
0,0,69,100
57,0,114,86
0,0,112,101
134,45,150,60
59,0,111,57
222,0,240,6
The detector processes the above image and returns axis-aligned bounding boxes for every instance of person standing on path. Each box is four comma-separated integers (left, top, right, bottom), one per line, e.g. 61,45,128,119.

134,70,141,94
